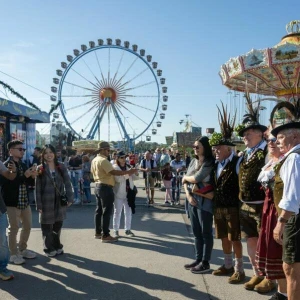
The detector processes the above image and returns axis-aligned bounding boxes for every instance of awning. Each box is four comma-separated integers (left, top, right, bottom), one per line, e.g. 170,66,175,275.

0,97,50,123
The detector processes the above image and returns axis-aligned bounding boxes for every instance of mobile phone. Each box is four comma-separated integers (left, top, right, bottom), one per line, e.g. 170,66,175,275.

33,163,37,171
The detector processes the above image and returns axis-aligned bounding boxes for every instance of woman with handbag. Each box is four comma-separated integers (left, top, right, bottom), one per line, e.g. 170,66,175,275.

112,151,139,238
182,136,215,274
35,144,74,257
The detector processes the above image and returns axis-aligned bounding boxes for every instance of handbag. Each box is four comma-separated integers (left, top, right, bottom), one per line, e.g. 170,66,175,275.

192,182,214,200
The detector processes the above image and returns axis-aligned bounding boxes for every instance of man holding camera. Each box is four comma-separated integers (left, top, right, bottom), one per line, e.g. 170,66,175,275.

1,140,37,265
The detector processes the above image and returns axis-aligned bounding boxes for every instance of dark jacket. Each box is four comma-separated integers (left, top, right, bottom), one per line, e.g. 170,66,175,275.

1,159,31,207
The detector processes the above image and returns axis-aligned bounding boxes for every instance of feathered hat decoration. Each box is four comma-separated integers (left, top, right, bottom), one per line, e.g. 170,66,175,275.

236,92,267,137
209,101,236,147
270,98,300,136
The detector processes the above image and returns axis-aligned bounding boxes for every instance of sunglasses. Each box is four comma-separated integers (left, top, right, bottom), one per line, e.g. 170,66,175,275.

12,148,26,151
266,138,276,143
192,145,200,149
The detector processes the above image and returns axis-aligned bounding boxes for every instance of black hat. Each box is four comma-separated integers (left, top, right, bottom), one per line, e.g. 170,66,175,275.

270,99,300,137
210,102,236,147
237,93,267,137
116,151,126,157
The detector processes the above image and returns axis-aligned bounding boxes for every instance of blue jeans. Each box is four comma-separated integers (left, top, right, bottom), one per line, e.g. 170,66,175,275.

171,177,180,202
70,172,79,199
83,179,91,202
0,213,9,272
188,204,214,262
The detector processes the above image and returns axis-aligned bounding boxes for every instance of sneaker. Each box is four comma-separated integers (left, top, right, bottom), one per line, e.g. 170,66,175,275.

212,265,234,276
164,201,170,205
190,262,210,274
20,249,36,259
268,292,288,300
45,250,57,257
114,230,120,238
56,248,64,255
101,235,118,243
171,201,175,206
228,271,246,284
125,230,135,237
0,268,14,281
94,233,102,239
9,254,25,265
244,275,264,290
184,260,200,270
175,201,181,206
73,199,81,205
254,278,276,293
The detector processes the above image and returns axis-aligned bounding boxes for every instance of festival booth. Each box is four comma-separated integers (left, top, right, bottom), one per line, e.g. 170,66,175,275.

0,97,50,161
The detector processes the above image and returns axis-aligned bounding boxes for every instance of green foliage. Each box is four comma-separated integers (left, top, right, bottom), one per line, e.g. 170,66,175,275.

209,132,223,146
234,124,245,134
0,80,42,111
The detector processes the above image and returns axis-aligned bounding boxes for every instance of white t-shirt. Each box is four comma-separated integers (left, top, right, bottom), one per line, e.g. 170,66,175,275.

278,144,300,214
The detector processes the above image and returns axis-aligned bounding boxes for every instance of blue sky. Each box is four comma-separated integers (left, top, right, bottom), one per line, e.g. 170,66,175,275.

0,0,299,143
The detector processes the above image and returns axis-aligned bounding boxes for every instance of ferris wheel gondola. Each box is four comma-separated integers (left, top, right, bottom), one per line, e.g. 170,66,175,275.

50,38,168,149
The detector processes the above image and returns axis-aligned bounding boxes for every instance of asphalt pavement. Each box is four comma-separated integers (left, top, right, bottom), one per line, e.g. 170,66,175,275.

0,178,274,300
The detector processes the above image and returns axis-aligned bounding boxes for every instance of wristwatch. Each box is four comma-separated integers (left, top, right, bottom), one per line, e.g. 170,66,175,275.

278,216,288,223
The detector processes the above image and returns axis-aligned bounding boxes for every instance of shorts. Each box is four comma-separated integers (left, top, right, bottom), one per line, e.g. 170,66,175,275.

144,176,155,189
240,202,263,238
282,212,300,265
214,206,241,241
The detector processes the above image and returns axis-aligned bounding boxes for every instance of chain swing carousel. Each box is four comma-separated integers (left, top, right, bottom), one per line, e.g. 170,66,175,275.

49,38,168,150
220,20,300,124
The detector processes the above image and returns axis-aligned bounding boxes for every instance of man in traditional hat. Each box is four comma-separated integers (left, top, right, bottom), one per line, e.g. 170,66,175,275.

210,103,245,284
236,95,269,291
91,141,137,242
270,100,300,300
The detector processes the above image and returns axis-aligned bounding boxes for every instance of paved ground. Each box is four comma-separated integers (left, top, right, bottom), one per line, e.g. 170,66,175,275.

0,179,275,300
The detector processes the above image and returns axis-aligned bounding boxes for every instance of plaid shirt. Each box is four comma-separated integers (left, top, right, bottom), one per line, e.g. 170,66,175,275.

17,163,29,210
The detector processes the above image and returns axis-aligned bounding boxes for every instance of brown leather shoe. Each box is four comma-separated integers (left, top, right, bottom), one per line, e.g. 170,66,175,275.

228,271,246,284
244,275,264,290
212,265,234,276
101,235,118,243
254,278,276,293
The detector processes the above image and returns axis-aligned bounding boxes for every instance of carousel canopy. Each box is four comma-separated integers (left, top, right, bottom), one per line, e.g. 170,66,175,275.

220,20,300,100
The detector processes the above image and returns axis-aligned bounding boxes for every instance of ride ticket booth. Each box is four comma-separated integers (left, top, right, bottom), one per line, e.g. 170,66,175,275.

0,97,50,161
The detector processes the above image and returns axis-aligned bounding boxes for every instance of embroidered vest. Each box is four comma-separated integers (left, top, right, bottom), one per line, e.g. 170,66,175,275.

213,156,240,207
273,148,300,216
239,145,267,202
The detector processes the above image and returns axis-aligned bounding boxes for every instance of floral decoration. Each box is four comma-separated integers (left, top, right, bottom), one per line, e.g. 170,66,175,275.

209,132,223,146
234,124,245,134
256,150,265,161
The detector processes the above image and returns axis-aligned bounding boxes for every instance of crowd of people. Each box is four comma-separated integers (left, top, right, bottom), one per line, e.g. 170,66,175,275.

0,100,300,300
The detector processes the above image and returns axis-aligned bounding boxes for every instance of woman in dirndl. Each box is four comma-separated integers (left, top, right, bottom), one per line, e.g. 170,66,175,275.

255,133,287,300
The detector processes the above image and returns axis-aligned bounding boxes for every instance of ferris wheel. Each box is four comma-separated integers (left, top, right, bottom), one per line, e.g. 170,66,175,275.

50,38,168,149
